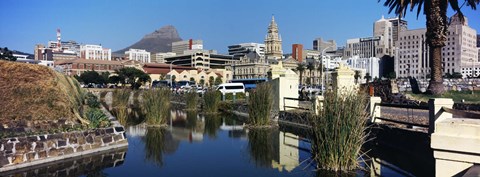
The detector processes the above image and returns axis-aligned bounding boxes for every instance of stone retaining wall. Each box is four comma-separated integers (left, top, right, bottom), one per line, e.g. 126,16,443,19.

0,102,128,173
0,125,127,172
1,147,127,177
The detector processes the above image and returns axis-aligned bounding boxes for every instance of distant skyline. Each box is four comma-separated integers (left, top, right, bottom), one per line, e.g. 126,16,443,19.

1,0,479,54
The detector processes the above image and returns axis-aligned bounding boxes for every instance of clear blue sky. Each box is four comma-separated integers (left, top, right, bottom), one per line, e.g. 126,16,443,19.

1,0,479,54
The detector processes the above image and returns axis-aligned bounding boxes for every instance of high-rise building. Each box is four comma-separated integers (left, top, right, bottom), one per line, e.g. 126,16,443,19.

264,16,283,60
228,43,265,57
313,38,336,53
292,44,303,62
386,17,408,47
373,16,396,57
80,44,111,61
125,49,151,63
395,14,478,78
34,44,45,60
344,37,381,58
172,39,203,55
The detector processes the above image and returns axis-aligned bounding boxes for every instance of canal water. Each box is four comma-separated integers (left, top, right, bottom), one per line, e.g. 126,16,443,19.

3,110,434,177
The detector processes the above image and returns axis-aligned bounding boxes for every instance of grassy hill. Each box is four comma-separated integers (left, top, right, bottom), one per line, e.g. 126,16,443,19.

0,61,85,128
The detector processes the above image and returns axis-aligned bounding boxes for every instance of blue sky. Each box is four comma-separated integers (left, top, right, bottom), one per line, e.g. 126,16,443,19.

1,0,479,54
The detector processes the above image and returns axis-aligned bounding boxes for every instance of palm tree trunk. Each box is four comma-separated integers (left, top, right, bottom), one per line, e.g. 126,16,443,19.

425,0,447,95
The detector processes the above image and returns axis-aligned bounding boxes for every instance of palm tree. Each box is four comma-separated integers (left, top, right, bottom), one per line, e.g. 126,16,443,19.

296,63,306,86
307,62,315,86
317,63,323,86
364,73,372,83
380,0,480,94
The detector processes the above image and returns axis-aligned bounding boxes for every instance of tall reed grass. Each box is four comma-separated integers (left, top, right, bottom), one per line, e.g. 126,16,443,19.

112,89,131,125
309,90,369,172
144,127,167,167
142,88,171,125
248,83,273,126
185,91,198,110
203,90,220,113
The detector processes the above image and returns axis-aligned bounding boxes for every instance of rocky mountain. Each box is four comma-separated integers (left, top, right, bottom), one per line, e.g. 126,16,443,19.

114,25,182,55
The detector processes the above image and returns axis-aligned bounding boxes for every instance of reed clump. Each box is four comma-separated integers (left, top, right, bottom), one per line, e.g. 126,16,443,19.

309,90,369,172
185,91,198,111
112,89,131,125
203,90,221,113
247,83,273,126
142,88,171,125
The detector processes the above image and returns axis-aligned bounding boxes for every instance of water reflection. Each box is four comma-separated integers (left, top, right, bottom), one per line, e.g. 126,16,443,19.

1,148,127,177
143,127,179,167
204,114,222,138
247,128,277,167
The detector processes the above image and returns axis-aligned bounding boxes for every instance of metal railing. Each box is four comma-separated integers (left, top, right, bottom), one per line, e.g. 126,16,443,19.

283,97,310,112
372,102,429,129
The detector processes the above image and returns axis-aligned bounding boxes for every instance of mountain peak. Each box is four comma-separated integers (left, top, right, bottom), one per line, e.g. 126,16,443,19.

144,25,180,39
115,25,182,55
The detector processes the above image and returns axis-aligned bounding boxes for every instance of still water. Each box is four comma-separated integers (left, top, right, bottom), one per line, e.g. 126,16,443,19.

2,110,434,177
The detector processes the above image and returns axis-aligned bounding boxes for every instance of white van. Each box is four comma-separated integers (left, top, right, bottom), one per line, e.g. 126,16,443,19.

216,83,245,94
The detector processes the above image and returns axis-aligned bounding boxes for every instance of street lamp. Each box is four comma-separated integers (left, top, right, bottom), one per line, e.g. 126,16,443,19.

169,59,182,89
320,46,333,95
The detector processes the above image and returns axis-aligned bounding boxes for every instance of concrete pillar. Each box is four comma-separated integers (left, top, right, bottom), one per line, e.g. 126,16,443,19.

312,95,324,115
369,97,381,123
428,98,454,134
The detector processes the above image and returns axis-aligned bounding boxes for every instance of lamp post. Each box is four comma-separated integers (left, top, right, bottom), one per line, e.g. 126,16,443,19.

470,58,475,94
320,46,333,95
169,59,181,89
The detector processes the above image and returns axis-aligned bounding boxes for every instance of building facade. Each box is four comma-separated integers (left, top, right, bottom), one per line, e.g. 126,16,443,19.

313,38,336,53
228,43,265,58
292,44,303,62
264,16,283,60
80,45,111,61
55,59,127,76
164,50,236,71
395,14,478,78
151,52,176,63
172,39,203,55
345,56,381,82
125,49,151,63
232,51,270,80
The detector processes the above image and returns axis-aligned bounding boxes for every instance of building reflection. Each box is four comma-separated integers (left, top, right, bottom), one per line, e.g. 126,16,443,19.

247,128,301,172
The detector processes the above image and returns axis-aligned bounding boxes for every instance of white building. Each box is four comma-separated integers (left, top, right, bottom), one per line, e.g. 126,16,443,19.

151,52,176,63
125,49,151,63
345,56,381,81
172,39,203,55
395,14,478,78
80,44,111,61
228,43,265,57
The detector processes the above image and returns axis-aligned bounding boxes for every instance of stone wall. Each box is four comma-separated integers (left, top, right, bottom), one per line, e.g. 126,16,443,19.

0,125,127,172
0,148,127,177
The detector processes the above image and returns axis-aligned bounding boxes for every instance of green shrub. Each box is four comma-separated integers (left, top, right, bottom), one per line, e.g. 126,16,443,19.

185,91,198,110
203,90,221,113
223,92,246,101
85,108,110,128
85,92,100,108
142,88,170,125
112,89,131,125
247,83,273,126
309,90,369,171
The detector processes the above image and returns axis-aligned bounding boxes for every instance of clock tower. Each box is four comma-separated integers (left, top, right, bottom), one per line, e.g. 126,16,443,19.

264,16,283,60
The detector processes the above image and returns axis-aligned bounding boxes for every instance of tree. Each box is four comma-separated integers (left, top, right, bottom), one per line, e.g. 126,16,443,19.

109,75,121,85
214,77,222,86
380,0,480,94
307,62,315,86
296,63,306,86
387,72,396,80
452,72,463,79
199,79,205,86
100,71,110,85
115,67,151,89
0,47,17,61
354,70,361,84
79,70,102,84
208,76,215,87
364,73,372,83
317,63,323,86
